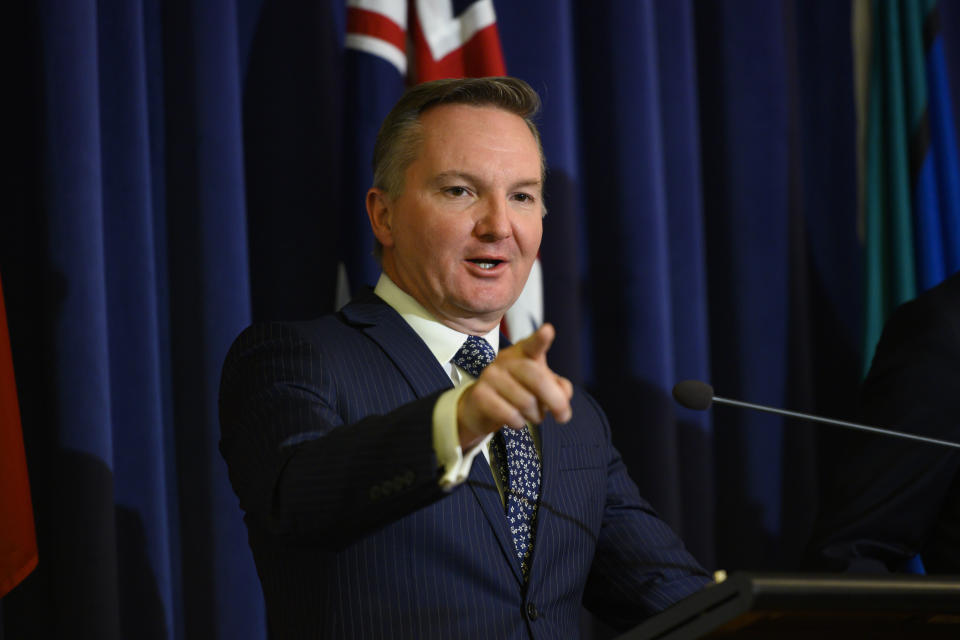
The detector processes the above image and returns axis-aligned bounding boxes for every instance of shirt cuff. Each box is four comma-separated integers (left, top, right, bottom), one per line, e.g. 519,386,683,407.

433,383,490,491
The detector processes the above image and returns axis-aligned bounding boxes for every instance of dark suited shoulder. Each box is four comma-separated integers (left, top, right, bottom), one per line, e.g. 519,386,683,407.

218,306,450,550
809,272,960,572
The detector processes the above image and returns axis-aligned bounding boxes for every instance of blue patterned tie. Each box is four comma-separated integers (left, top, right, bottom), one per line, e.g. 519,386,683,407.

453,335,541,581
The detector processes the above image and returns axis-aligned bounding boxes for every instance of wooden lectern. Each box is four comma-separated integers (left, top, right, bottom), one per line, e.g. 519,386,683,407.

618,572,960,639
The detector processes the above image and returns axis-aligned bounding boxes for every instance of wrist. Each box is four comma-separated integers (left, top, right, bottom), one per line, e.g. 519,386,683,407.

456,387,488,449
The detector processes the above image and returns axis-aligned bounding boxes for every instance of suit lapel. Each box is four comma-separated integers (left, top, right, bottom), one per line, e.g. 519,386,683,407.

340,291,453,399
466,452,524,585
526,414,561,586
469,418,562,588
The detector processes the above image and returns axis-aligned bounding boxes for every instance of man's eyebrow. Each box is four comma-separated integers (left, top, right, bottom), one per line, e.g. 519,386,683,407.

430,170,478,184
430,171,542,190
511,178,543,190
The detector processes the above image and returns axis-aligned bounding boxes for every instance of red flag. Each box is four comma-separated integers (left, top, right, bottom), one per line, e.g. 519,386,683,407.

410,0,505,81
0,276,37,597
346,0,506,79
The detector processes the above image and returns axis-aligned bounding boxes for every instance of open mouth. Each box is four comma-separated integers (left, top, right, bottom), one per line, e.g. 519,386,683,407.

467,259,504,270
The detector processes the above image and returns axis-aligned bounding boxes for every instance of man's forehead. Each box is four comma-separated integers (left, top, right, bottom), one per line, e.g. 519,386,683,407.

418,104,538,150
419,103,519,129
408,103,545,185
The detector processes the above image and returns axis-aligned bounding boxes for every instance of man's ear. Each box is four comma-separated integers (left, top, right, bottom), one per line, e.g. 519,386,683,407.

366,188,395,249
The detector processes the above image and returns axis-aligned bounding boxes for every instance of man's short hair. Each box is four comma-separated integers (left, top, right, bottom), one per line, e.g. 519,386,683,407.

372,76,545,200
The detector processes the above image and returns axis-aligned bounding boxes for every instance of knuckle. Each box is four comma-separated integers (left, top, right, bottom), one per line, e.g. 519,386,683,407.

523,398,542,421
469,382,495,405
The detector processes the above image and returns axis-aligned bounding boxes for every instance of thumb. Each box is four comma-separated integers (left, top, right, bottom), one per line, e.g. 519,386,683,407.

518,323,555,361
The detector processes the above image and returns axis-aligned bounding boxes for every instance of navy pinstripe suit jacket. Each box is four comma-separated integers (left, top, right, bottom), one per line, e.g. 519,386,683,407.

218,291,709,639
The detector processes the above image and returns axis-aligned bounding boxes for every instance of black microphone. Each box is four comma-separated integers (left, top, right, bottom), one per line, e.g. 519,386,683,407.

672,379,960,450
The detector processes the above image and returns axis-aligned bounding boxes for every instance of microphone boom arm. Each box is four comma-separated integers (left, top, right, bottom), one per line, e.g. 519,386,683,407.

713,396,960,450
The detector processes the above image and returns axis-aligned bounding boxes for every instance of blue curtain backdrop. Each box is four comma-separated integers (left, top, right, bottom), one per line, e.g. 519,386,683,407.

2,0,959,638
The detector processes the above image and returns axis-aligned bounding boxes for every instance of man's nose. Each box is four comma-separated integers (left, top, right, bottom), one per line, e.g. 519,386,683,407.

473,197,512,240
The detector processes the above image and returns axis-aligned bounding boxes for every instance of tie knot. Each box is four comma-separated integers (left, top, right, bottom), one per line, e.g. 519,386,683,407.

452,335,496,378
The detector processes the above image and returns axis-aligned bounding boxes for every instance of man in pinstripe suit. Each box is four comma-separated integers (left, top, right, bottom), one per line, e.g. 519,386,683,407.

219,77,710,639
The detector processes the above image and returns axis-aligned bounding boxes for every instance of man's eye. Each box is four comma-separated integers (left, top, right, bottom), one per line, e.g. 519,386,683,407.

513,193,533,203
445,186,469,197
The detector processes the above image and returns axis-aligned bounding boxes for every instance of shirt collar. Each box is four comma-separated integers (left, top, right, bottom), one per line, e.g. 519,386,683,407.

374,273,500,369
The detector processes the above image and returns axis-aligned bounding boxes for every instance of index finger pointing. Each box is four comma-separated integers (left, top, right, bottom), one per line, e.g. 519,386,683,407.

518,323,555,361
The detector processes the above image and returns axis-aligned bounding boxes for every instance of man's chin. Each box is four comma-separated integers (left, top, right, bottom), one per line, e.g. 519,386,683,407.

447,297,516,329
457,304,508,320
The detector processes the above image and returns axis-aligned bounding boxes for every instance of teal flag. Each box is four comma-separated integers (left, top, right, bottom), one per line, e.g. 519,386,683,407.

862,0,960,370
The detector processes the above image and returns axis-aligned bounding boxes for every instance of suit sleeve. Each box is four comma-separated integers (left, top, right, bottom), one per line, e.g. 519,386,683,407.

809,290,960,572
579,393,711,629
218,321,449,549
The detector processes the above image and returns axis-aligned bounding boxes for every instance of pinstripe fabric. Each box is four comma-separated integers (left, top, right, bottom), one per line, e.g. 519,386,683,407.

218,290,710,639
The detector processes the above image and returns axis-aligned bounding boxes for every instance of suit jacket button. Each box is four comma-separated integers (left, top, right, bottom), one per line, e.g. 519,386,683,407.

526,602,539,620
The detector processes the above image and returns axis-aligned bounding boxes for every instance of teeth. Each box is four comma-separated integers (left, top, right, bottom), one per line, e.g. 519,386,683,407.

476,261,496,269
